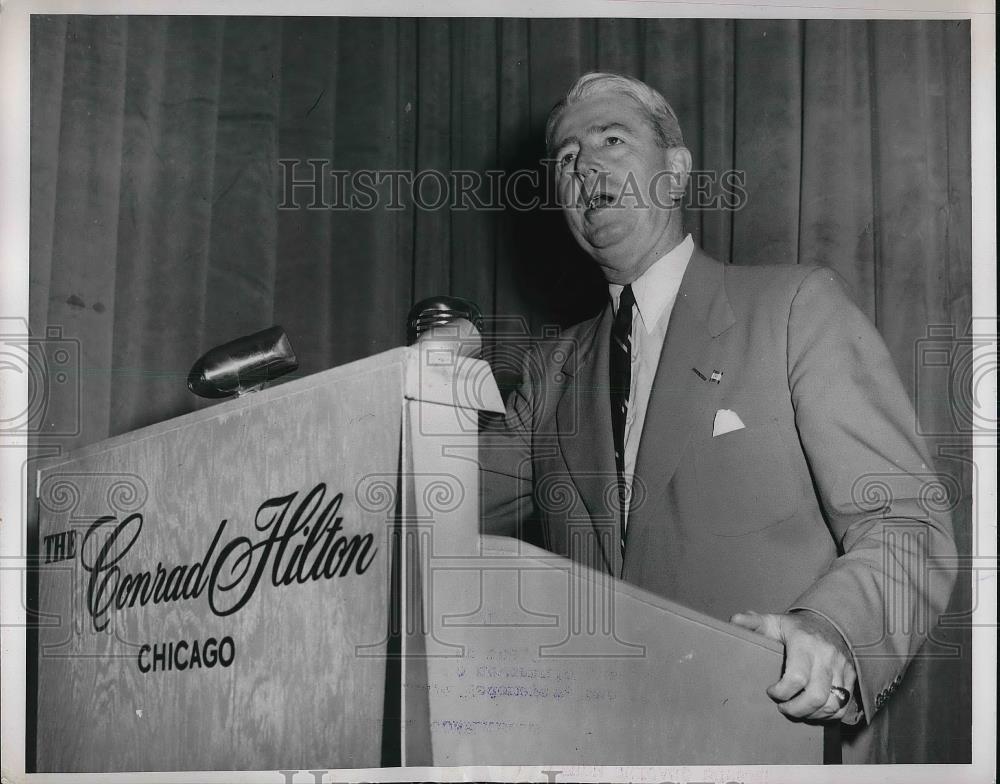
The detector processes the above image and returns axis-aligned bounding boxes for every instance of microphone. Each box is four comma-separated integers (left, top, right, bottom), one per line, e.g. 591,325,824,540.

406,296,500,418
406,296,484,346
187,325,298,399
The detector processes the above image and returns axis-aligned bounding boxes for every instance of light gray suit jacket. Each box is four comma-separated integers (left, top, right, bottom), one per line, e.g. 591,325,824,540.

481,248,956,730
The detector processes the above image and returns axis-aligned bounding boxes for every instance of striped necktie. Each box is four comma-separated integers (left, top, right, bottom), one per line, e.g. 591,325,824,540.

610,284,635,556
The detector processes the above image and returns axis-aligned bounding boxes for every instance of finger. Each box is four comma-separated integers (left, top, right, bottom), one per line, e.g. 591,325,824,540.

729,611,762,630
811,677,856,722
792,692,844,722
767,656,811,704
731,611,782,641
818,652,858,721
824,661,859,722
842,660,857,697
766,616,808,701
785,656,858,721
776,658,834,719
823,687,852,722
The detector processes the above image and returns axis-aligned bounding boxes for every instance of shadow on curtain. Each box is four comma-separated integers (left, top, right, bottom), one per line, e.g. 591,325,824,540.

28,15,972,765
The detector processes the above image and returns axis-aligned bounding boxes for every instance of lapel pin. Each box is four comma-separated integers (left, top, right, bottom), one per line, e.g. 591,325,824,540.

691,367,707,381
710,370,724,384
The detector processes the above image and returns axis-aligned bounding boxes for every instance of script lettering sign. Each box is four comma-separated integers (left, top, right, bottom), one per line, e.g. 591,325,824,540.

36,351,405,772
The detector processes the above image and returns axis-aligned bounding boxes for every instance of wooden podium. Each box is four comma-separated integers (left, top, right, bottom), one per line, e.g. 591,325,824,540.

34,338,823,772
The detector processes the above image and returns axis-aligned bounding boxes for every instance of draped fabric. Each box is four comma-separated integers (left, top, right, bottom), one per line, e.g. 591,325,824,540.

28,16,971,764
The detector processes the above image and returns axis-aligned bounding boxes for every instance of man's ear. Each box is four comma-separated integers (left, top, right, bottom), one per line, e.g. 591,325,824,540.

664,146,692,200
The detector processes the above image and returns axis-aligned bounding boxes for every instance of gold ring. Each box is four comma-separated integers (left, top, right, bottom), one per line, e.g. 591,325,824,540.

830,686,851,709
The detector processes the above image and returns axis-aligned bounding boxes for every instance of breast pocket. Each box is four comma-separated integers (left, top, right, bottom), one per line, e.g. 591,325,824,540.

684,423,801,537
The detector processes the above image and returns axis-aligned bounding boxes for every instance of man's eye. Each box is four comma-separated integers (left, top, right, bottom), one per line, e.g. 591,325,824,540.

605,136,623,146
559,151,576,167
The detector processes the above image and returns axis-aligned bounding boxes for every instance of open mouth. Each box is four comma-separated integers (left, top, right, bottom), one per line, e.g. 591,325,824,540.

584,192,616,212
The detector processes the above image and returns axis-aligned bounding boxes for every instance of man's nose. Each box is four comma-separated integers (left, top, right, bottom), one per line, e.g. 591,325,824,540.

573,147,604,185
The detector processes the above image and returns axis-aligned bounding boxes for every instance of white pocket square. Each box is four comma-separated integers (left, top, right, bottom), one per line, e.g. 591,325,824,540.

712,409,746,437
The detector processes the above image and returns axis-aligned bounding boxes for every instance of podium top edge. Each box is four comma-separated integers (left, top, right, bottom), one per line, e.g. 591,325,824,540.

480,534,785,657
36,346,410,472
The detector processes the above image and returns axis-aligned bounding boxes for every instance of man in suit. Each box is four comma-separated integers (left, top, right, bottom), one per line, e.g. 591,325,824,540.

480,72,956,745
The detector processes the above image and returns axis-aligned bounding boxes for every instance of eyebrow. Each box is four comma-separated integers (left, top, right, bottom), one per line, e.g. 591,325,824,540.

553,122,634,154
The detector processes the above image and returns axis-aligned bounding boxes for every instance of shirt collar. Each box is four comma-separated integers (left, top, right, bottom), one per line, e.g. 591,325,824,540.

609,234,694,333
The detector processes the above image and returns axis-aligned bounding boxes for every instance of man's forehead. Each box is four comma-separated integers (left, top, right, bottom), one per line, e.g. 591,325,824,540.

552,92,648,145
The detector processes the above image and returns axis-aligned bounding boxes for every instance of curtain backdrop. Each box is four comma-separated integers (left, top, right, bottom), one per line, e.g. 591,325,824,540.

28,15,972,765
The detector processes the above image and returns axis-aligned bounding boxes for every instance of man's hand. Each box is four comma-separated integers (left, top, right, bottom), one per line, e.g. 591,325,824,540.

730,609,857,722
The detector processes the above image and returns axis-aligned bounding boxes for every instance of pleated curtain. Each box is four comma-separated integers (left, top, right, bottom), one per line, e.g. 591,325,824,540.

28,15,972,765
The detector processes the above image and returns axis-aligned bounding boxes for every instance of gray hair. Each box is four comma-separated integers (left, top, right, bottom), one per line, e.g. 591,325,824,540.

545,72,684,157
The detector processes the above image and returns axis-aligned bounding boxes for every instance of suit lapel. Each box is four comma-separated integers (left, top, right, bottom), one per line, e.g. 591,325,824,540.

553,250,735,578
634,250,735,486
556,303,620,576
625,251,735,576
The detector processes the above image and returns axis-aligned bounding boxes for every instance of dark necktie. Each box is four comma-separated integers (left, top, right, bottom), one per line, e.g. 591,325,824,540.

610,284,635,556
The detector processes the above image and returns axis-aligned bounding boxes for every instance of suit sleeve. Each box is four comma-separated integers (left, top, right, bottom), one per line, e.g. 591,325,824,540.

784,267,957,724
479,343,538,540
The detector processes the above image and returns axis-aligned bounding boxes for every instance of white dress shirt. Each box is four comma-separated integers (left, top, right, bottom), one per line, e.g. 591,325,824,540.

608,234,694,526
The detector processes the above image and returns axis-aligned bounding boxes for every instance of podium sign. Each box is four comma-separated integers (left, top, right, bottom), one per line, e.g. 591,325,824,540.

35,350,406,772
